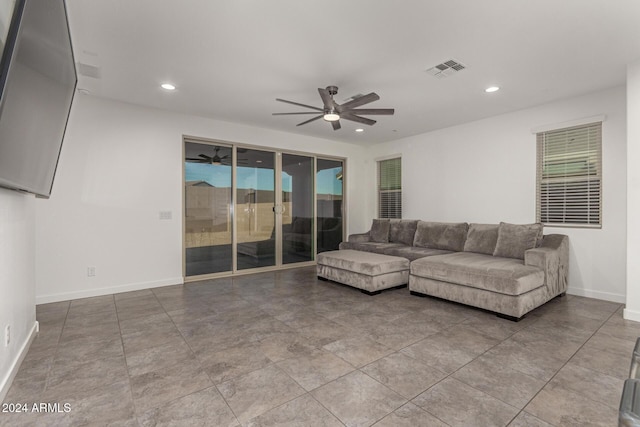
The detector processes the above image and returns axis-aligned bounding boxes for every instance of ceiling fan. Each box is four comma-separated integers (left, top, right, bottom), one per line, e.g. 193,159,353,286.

273,86,394,130
186,147,247,165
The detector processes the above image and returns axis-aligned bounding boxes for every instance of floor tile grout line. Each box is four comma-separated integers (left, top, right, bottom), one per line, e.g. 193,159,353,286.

41,300,71,395
210,273,354,425
114,292,142,421
245,364,341,425
160,283,243,426
497,301,625,426
308,368,402,427
397,310,570,426
42,298,110,397
140,295,239,422
115,292,211,421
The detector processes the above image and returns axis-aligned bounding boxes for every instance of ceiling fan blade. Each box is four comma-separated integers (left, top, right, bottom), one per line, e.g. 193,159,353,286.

198,154,213,160
341,113,376,126
272,112,323,115
339,92,380,110
186,158,206,162
297,115,323,126
275,98,323,112
331,120,341,131
348,108,394,115
318,87,336,110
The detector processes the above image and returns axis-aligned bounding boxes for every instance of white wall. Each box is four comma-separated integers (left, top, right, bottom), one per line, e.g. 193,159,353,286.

626,60,640,321
366,86,627,302
35,95,368,303
0,188,37,402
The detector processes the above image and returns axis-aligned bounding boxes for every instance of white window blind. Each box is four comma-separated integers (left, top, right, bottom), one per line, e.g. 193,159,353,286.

378,157,401,219
536,122,602,227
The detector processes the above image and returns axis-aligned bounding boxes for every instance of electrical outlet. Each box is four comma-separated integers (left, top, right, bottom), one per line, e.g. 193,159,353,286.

87,267,96,277
4,325,9,347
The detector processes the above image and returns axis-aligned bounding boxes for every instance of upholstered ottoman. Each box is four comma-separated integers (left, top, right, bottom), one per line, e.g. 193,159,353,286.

317,249,410,295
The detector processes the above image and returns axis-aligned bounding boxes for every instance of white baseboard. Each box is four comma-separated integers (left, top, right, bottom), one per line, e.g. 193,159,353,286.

566,286,626,303
35,277,184,304
623,308,640,322
0,321,38,403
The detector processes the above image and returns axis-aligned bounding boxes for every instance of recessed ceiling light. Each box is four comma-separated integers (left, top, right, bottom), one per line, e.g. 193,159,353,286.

485,86,500,93
355,128,364,133
161,83,176,90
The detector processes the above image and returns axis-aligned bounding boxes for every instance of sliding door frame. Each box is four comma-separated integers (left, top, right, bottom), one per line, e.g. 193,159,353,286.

182,135,346,282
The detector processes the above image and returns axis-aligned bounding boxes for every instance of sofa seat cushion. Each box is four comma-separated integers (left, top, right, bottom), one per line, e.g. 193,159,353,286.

317,250,409,276
382,246,453,261
410,252,544,296
339,241,404,254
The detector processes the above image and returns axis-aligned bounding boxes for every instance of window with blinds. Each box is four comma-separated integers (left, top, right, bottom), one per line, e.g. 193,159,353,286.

536,122,602,227
378,157,401,219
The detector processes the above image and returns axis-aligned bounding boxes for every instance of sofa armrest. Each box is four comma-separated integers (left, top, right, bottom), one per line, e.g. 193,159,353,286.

524,234,569,297
348,232,371,243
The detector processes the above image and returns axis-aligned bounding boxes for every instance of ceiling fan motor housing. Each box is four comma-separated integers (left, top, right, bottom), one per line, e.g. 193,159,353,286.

326,86,338,96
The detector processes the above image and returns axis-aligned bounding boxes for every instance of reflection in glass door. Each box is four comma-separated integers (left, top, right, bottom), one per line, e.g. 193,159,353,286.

184,143,233,275
282,154,314,264
236,149,276,270
316,158,344,253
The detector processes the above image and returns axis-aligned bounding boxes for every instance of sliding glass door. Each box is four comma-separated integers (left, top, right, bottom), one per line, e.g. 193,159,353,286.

184,142,233,275
316,158,344,253
282,153,314,264
236,149,276,270
184,139,345,279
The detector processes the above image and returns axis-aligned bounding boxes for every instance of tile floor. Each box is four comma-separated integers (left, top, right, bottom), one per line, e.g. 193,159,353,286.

1,266,638,426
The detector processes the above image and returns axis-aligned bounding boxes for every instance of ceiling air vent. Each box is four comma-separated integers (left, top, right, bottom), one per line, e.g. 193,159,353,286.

77,62,101,79
426,59,466,79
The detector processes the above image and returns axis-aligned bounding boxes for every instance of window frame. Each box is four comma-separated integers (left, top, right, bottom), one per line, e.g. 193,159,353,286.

377,156,402,219
535,121,603,228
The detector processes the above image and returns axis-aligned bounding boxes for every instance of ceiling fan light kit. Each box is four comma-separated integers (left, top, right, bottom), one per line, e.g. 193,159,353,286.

273,85,394,131
323,111,340,122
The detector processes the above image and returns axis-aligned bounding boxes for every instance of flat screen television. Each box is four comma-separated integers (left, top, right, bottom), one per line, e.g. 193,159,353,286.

0,0,77,198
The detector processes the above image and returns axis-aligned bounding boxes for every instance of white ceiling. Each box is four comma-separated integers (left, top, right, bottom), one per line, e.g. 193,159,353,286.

67,0,640,145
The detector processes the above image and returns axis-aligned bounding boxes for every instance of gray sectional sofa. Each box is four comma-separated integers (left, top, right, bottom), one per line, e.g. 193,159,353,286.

339,219,569,320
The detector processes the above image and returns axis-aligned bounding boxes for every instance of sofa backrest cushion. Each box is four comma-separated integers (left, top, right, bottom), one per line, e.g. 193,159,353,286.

463,223,499,255
370,219,390,243
493,222,543,259
389,219,419,245
413,221,469,251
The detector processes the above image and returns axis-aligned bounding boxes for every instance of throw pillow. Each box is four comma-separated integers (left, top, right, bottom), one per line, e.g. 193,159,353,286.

370,219,390,243
493,222,543,260
464,223,499,255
